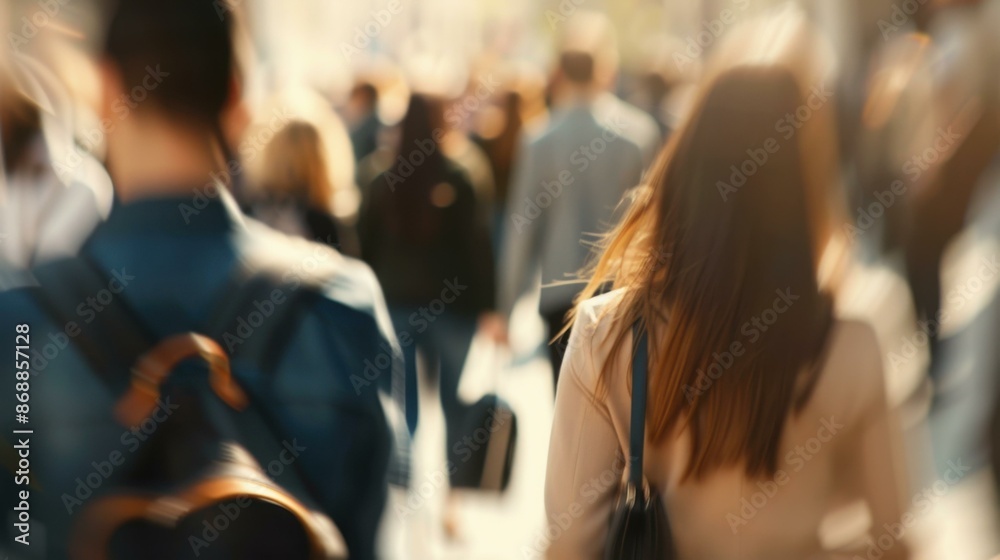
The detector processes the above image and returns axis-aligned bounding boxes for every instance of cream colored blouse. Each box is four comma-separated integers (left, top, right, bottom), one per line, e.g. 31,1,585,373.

544,290,910,560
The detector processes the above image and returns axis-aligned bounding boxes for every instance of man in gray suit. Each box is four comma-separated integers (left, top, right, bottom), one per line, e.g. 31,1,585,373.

497,11,661,387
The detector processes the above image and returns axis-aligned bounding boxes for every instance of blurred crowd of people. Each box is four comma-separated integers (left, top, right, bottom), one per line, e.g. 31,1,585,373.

2,0,1000,558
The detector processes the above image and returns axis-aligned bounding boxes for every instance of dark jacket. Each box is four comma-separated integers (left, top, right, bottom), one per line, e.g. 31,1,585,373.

358,159,495,314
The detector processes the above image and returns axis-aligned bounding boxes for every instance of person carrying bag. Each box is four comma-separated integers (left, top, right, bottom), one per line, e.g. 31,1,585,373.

604,322,675,559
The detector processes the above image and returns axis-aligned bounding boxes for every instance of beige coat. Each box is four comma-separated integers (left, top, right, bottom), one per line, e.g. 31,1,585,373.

545,290,911,560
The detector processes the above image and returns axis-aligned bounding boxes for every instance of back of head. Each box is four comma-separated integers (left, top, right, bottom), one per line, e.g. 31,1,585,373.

393,93,447,181
703,6,846,280
663,66,827,338
558,11,618,88
351,82,379,113
102,0,234,129
259,120,333,211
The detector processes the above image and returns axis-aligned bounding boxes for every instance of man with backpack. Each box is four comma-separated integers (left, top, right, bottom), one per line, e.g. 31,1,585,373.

0,1,405,558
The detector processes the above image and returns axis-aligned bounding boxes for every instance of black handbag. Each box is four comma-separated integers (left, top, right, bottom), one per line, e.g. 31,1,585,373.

604,323,677,560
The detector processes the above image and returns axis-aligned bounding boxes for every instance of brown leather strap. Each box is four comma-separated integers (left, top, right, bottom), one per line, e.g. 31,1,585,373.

115,333,248,427
69,477,346,560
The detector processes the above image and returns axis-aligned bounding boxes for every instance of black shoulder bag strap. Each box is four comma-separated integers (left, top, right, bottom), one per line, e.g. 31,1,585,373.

629,321,649,486
626,320,676,559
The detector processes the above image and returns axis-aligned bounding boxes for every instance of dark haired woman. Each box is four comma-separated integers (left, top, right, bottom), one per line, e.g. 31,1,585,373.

358,93,497,536
544,63,911,560
360,93,497,430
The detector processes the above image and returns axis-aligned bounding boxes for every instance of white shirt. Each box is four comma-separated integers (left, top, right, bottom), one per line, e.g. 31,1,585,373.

0,133,112,288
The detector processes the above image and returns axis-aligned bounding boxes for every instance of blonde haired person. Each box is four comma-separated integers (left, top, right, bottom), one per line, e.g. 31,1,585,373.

249,89,361,255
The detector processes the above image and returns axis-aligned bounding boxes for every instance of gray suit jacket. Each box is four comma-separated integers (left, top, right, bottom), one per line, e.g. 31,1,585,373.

498,93,661,316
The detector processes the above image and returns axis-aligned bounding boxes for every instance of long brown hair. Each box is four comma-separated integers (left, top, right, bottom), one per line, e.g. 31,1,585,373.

572,65,834,482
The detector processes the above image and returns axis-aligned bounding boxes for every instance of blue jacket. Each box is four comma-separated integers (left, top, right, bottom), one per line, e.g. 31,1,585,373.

0,191,405,559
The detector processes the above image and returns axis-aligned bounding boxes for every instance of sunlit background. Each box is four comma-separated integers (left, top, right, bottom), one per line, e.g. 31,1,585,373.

3,0,1000,558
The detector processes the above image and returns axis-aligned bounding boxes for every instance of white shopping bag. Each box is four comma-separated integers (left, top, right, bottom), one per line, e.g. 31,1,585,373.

458,332,511,404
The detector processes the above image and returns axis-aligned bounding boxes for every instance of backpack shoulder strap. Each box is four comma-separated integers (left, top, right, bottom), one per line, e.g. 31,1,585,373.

203,267,311,373
32,257,155,389
34,257,311,379
201,267,326,499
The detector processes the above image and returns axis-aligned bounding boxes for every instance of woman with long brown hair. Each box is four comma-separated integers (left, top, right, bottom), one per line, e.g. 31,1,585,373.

543,61,911,560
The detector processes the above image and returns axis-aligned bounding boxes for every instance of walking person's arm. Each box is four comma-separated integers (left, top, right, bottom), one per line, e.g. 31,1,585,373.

853,324,912,560
544,305,622,559
497,136,545,322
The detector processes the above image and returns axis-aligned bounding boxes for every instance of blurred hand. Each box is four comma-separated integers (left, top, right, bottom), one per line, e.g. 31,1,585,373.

478,312,509,346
